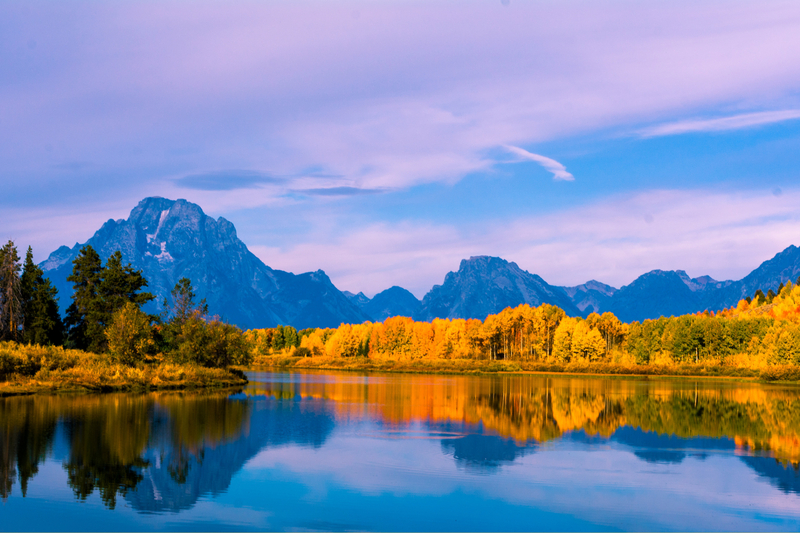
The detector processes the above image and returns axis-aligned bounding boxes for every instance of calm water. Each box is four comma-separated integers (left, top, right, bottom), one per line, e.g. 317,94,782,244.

2,371,800,531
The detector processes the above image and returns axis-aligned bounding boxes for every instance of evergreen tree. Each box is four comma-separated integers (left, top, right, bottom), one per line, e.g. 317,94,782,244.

66,246,154,352
20,246,64,346
98,252,154,316
753,289,766,306
163,278,208,325
0,240,23,341
65,246,103,350
271,325,284,351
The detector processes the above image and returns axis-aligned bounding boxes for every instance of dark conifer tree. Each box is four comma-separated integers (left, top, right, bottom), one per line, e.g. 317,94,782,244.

271,325,285,351
0,240,23,341
754,289,766,304
163,277,208,325
65,246,103,350
98,251,154,315
66,246,154,352
21,246,64,345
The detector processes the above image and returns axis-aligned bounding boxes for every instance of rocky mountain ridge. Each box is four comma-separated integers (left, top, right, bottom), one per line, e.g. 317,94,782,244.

41,197,800,327
41,197,369,329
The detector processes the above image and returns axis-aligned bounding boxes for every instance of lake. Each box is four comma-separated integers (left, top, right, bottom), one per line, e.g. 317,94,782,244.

2,370,800,531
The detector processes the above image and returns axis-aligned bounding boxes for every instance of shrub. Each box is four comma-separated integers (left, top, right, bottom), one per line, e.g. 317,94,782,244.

173,313,253,368
105,302,155,366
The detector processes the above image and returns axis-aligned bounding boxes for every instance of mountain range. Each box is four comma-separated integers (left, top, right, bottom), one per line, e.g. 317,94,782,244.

40,196,800,328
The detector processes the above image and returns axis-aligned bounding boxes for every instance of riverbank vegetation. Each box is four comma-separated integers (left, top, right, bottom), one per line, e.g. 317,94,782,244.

0,241,250,395
246,280,800,382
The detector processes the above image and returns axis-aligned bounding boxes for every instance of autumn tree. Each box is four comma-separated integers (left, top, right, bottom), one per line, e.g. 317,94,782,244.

105,302,154,366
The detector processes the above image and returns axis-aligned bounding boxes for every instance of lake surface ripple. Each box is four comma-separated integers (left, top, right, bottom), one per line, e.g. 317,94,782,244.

2,371,800,531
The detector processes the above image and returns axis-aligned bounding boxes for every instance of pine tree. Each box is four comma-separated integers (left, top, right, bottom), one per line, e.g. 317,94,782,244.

65,246,103,350
98,251,154,315
0,240,23,341
20,246,64,345
163,277,208,325
767,289,776,304
271,325,285,351
66,246,154,352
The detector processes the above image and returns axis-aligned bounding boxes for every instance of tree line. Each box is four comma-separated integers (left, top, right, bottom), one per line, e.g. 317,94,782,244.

0,240,250,369
249,280,800,368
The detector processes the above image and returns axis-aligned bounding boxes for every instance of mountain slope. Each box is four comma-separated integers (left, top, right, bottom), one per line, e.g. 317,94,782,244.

414,256,581,321
560,246,800,322
558,280,617,316
41,197,369,329
362,286,421,321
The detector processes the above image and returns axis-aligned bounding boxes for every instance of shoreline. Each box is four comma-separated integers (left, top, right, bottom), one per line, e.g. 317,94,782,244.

0,366,248,397
248,356,800,384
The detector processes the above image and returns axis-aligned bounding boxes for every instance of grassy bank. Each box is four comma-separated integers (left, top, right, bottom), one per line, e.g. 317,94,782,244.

0,342,247,397
250,355,800,382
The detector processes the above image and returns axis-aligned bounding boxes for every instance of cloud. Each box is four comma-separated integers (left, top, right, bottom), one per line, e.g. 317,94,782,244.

640,109,800,137
295,187,386,197
175,170,281,191
504,146,574,181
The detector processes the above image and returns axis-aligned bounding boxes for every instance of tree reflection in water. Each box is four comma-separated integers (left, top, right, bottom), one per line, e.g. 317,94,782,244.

2,372,800,510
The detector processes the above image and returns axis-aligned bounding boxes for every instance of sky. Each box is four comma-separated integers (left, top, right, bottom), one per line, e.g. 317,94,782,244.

2,0,800,298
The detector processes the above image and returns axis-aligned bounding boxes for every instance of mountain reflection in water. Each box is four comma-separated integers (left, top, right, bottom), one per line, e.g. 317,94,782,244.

1,370,800,517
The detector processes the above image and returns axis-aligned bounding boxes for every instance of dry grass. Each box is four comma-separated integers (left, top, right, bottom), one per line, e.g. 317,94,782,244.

0,341,246,396
250,355,768,380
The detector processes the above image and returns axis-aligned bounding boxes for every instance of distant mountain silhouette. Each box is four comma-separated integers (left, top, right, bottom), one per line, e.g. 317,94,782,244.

346,286,421,321
558,280,617,316
559,245,800,322
40,197,370,329
414,256,582,321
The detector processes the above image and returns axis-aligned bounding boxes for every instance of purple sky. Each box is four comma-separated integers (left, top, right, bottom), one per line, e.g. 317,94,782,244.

2,1,800,296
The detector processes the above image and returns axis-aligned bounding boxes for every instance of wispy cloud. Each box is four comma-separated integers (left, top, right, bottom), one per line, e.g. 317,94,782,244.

505,146,574,181
640,110,800,137
175,170,281,191
295,187,386,197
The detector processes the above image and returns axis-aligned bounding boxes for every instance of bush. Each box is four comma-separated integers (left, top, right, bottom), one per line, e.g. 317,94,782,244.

760,365,800,382
173,314,253,368
105,302,155,366
294,347,312,358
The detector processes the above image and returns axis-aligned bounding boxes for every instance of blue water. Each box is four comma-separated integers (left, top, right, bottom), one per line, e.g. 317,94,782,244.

2,371,800,531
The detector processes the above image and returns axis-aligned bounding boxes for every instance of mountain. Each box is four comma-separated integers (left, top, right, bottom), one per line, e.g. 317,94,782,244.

558,280,617,316
343,291,370,307
345,286,421,321
41,197,370,330
414,256,581,321
703,245,800,310
605,270,730,323
364,286,421,321
559,246,800,322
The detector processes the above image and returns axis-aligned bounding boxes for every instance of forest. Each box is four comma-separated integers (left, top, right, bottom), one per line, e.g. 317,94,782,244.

0,240,250,393
247,278,800,378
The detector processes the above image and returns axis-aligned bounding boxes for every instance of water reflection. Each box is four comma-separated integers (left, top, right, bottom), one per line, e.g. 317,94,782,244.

248,372,800,465
1,371,800,518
